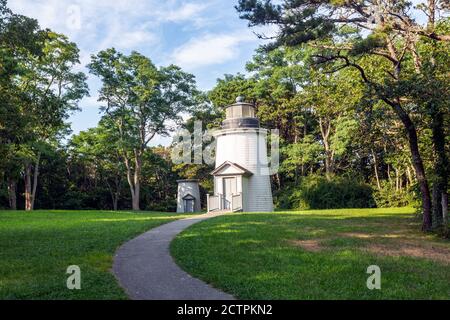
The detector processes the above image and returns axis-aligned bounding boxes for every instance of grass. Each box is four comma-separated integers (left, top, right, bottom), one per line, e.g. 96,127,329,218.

171,208,450,300
0,210,191,300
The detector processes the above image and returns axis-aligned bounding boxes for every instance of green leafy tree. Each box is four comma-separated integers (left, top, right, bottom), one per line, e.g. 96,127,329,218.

406,22,450,232
300,69,362,177
1,2,86,211
88,49,198,210
236,0,450,231
208,73,258,108
281,135,323,182
18,31,88,211
0,0,44,209
142,147,180,211
69,121,125,211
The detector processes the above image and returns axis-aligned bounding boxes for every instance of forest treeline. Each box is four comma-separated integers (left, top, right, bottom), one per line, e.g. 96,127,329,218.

0,1,448,234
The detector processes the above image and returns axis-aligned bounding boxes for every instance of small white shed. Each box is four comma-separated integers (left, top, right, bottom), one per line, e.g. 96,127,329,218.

177,180,201,213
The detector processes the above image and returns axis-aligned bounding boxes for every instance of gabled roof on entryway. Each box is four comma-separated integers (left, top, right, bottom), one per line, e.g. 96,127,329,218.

211,161,253,177
182,193,196,200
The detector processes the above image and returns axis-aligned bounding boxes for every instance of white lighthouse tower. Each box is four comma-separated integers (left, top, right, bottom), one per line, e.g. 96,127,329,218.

207,97,274,213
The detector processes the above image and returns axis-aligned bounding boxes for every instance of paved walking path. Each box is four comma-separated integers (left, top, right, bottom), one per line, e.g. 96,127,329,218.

113,212,235,300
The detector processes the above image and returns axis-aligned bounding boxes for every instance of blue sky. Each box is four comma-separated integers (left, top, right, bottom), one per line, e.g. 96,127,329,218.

9,0,270,145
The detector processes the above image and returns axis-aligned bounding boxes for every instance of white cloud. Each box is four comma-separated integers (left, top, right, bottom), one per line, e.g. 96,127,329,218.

9,0,221,53
9,0,161,51
116,30,157,49
163,3,209,22
172,31,257,69
8,0,264,139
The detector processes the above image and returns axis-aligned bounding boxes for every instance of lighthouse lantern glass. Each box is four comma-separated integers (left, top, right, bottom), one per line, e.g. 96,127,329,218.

226,103,255,119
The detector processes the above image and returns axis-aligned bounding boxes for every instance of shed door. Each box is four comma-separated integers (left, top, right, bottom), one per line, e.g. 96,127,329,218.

184,199,195,213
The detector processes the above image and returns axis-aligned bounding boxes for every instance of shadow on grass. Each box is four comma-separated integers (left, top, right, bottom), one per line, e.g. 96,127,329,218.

171,210,450,300
0,211,190,300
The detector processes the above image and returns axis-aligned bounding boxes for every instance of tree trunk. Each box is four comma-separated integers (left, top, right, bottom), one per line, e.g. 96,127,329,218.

24,153,41,211
379,96,432,230
442,192,448,238
388,101,432,231
132,183,140,211
132,151,142,211
132,171,140,211
123,155,140,211
110,190,119,211
113,194,119,211
106,178,120,211
406,166,414,188
431,109,448,230
24,163,32,211
7,177,17,210
113,176,121,211
324,151,334,178
372,150,381,190
432,185,443,229
319,118,334,179
30,153,41,211
395,168,400,192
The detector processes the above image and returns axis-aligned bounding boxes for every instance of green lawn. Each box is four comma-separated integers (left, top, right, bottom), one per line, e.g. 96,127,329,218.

171,208,450,300
0,210,190,300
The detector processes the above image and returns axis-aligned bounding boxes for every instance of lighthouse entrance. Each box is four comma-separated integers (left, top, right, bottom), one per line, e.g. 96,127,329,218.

208,161,253,213
223,177,237,210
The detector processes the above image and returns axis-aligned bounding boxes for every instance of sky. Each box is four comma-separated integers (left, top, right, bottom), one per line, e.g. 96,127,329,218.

9,0,270,145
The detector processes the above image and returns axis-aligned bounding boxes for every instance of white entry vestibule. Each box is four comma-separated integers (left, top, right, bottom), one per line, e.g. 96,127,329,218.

208,161,253,212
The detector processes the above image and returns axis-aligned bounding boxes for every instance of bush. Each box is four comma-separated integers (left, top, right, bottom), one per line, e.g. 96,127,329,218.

145,199,177,212
0,182,10,209
275,175,376,210
373,181,419,208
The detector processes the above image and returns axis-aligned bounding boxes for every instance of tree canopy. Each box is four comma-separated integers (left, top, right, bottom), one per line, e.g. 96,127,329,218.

0,0,448,236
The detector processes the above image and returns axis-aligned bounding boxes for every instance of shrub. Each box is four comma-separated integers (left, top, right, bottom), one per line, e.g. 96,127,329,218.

145,199,177,212
373,181,419,208
0,182,8,209
275,175,376,210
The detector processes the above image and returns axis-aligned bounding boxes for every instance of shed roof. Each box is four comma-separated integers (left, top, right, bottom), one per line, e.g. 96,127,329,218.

177,179,200,183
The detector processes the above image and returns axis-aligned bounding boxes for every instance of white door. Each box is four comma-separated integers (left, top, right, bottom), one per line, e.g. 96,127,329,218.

223,177,236,210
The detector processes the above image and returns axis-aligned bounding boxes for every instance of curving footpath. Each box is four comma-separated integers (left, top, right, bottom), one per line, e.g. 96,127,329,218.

112,212,235,300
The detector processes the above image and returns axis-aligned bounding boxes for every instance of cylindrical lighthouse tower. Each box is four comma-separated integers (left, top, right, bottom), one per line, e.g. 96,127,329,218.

209,97,274,213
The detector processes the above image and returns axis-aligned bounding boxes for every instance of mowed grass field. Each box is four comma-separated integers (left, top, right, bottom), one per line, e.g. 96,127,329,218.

0,210,191,300
171,208,450,300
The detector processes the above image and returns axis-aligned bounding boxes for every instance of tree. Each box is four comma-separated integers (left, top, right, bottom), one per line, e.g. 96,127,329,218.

236,0,450,231
88,49,197,210
246,47,310,146
300,69,362,178
280,135,323,182
142,147,180,211
208,73,258,108
406,21,450,232
18,31,88,211
0,0,44,210
69,121,125,211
